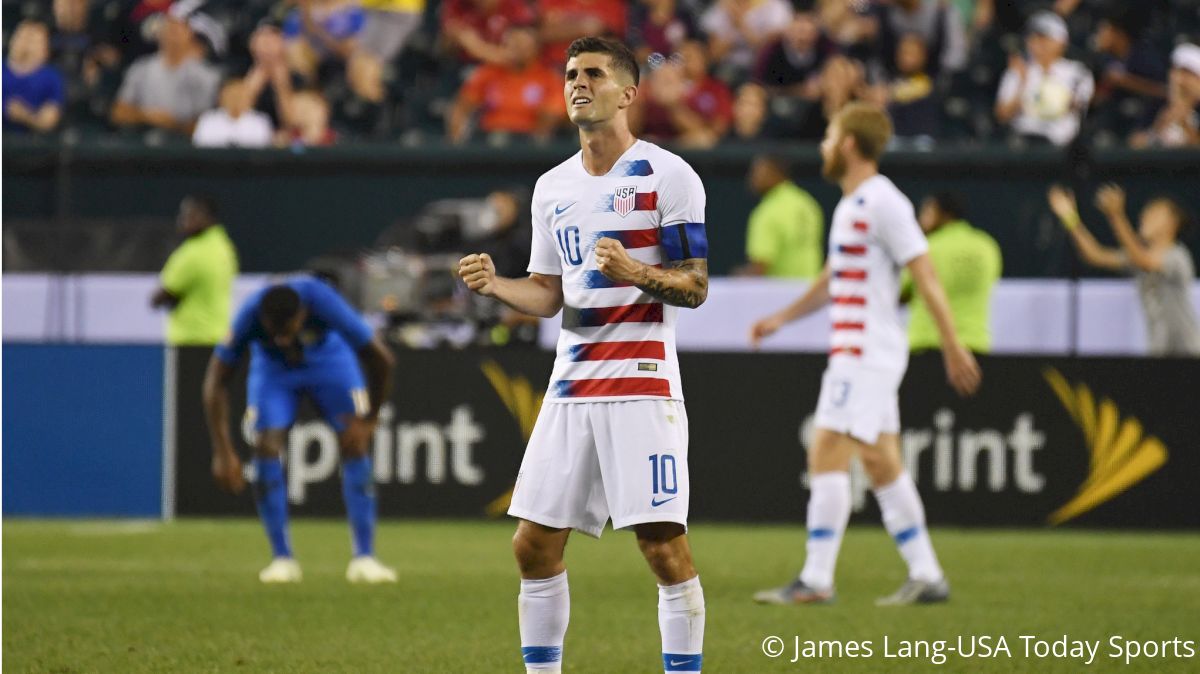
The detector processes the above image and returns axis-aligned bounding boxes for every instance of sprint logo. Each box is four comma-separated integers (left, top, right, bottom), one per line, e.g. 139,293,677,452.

1043,369,1168,525
481,360,544,517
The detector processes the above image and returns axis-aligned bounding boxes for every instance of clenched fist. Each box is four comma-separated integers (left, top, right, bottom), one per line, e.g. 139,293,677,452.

458,253,497,296
595,238,642,284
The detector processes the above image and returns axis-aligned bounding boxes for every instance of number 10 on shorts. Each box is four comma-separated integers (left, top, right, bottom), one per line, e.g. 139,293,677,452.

649,454,678,497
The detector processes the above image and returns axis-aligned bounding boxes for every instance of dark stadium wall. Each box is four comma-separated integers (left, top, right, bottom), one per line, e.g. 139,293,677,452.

5,141,1200,277
171,347,1200,529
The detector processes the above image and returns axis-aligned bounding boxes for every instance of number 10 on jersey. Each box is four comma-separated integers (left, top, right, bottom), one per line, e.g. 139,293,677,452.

556,226,583,266
649,453,678,495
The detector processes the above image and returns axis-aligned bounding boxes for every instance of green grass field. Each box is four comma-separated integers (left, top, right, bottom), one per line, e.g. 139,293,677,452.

4,520,1199,673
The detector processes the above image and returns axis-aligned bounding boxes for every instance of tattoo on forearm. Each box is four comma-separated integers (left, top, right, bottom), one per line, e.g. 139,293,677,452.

635,259,709,308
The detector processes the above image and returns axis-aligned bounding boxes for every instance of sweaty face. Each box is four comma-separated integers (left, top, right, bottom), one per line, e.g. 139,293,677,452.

564,53,633,128
820,122,847,182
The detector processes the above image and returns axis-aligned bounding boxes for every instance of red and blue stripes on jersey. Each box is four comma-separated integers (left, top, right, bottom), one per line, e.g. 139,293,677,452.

552,377,671,398
595,191,659,213
582,264,662,289
567,340,666,361
563,302,664,328
837,244,867,256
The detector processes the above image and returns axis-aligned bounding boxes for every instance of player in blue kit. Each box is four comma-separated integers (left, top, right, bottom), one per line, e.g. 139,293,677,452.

203,276,398,584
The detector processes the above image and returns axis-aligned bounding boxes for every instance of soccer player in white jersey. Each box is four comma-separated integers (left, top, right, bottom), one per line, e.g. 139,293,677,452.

749,103,982,606
457,37,709,674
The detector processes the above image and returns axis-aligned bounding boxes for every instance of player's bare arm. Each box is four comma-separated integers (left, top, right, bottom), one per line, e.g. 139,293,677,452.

458,253,564,317
1047,185,1125,270
1096,183,1164,272
201,355,245,493
345,337,395,452
749,265,832,348
594,237,708,308
906,253,982,397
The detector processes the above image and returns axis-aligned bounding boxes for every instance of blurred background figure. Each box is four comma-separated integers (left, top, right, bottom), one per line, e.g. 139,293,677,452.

283,0,383,103
994,11,1093,147
151,195,239,346
441,0,536,66
110,11,220,137
283,89,337,146
1090,7,1167,141
735,154,824,279
903,192,1002,354
241,22,297,134
537,0,627,67
632,40,732,148
446,25,562,144
1049,184,1200,356
702,0,793,83
193,78,274,147
628,0,698,65
1130,43,1200,149
874,0,967,81
3,20,65,135
754,10,833,96
877,32,941,147
359,0,425,63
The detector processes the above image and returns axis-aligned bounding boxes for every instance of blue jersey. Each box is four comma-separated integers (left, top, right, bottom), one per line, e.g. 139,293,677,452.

215,277,373,370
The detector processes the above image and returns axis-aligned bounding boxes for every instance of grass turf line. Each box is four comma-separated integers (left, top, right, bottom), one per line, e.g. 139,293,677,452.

4,520,1199,673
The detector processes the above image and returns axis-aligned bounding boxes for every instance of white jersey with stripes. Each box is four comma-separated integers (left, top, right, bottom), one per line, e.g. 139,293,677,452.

826,174,928,374
527,139,707,403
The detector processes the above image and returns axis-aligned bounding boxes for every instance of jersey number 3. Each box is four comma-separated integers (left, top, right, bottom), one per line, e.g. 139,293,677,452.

556,226,583,266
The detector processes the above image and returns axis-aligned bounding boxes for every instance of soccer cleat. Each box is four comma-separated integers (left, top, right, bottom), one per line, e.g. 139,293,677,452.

346,556,398,584
875,577,951,606
753,577,835,605
259,558,302,584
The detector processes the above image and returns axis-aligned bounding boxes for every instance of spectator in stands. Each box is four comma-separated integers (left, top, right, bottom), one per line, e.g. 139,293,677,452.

878,33,941,145
875,0,968,79
538,0,627,67
446,25,563,144
442,0,536,65
902,192,1001,354
701,0,793,82
817,0,875,58
151,195,239,346
628,0,698,65
360,0,425,63
731,82,769,140
1048,184,1200,356
3,20,65,135
99,0,174,68
818,54,870,122
50,0,117,126
1091,10,1167,137
1130,44,1200,149
282,89,338,146
242,23,297,132
283,0,383,102
735,154,824,278
110,13,220,136
193,78,274,148
633,40,733,148
994,11,1093,146
754,10,834,96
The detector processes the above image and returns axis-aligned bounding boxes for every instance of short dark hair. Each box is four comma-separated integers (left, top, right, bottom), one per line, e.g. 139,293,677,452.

259,285,302,330
1147,195,1194,237
566,37,639,85
754,153,793,179
928,191,967,220
185,193,220,221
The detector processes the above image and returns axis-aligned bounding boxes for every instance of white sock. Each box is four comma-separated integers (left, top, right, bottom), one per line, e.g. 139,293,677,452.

798,471,851,590
874,472,944,583
659,575,704,673
519,571,569,673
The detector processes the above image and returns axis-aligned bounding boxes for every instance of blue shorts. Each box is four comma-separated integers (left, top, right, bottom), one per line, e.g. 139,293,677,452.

246,352,367,433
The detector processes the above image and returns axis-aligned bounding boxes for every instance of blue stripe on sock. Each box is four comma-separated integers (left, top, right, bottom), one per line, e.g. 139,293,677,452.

664,653,703,671
522,646,562,664
894,526,920,545
808,528,835,540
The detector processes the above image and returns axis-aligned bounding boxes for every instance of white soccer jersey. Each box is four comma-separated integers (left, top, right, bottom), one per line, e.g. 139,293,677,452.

527,139,707,403
826,174,928,374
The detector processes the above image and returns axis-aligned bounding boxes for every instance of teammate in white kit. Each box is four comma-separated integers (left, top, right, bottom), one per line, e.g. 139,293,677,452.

457,37,708,674
749,103,982,606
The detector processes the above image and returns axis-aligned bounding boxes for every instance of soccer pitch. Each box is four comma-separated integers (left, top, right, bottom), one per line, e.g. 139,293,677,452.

4,520,1198,673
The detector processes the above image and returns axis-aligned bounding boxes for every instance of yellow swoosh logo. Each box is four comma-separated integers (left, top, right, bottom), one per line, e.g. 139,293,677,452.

481,360,544,517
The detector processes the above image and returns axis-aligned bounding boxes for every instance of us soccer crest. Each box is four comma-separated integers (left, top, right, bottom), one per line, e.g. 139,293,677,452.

613,185,637,217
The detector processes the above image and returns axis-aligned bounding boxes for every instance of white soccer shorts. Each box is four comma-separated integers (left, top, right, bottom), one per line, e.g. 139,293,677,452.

508,400,690,537
813,363,902,445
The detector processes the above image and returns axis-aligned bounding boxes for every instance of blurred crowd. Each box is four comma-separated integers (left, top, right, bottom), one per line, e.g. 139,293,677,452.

3,0,1200,150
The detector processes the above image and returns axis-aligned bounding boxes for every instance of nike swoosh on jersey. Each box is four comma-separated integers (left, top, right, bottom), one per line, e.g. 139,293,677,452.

651,496,677,507
554,202,576,215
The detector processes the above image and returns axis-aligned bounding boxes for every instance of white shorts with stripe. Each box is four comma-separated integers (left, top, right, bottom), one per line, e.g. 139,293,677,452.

508,400,690,537
814,362,903,445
